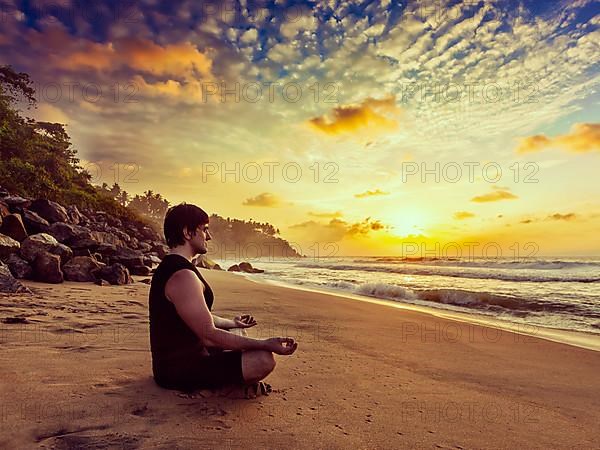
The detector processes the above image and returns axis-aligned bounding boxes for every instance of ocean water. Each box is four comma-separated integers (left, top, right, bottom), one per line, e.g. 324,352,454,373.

215,256,600,335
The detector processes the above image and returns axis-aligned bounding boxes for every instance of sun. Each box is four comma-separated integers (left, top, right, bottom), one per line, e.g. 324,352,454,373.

387,208,432,236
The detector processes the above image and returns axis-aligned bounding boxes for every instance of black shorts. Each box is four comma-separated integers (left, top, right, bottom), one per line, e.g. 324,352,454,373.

153,349,245,391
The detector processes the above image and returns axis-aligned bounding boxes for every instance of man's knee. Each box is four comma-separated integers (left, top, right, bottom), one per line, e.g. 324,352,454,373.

259,351,276,374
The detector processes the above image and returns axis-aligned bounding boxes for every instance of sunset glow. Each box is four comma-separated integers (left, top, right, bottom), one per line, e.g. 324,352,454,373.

2,0,599,256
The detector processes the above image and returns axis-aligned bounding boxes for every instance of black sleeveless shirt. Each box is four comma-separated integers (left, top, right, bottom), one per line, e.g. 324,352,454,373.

149,254,214,376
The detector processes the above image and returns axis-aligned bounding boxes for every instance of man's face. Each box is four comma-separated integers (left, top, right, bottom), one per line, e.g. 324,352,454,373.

187,222,211,255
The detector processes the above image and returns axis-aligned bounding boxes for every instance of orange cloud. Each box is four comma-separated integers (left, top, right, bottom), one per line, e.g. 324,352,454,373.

354,189,389,198
471,187,518,203
516,123,600,154
289,217,387,241
242,193,281,207
519,212,577,224
547,213,577,221
308,95,401,137
453,211,475,220
59,38,213,80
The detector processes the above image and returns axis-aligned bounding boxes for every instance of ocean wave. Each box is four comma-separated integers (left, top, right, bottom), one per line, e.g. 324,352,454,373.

355,282,416,301
351,257,600,271
349,282,600,318
295,262,600,283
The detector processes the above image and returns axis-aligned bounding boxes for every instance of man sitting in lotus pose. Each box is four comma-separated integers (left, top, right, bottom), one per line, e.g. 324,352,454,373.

149,203,297,396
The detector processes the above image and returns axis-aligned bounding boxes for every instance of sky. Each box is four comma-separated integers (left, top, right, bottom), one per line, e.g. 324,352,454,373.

1,0,599,257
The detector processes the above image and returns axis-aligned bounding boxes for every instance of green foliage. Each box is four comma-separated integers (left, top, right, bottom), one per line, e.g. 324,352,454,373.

0,65,143,226
128,190,170,221
208,214,301,258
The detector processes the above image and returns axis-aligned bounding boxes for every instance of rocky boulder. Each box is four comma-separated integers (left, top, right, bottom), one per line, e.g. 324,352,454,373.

32,252,63,283
28,199,69,223
5,254,32,279
0,263,32,293
238,261,265,273
69,237,102,256
143,255,162,266
137,241,152,252
0,200,9,218
20,233,73,265
109,247,145,271
3,196,31,211
0,233,20,261
47,222,88,244
0,214,28,242
129,265,151,276
140,225,160,241
18,209,50,234
92,263,132,285
228,264,241,272
89,230,124,247
63,256,104,282
66,205,84,225
150,242,169,258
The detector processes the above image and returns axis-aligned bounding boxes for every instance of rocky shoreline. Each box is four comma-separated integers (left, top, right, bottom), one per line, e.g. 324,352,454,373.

0,190,266,293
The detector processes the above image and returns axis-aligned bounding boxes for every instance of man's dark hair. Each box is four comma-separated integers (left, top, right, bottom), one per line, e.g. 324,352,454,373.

163,203,209,248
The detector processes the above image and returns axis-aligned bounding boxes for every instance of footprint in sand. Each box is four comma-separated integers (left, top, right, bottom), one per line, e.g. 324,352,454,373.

35,425,146,450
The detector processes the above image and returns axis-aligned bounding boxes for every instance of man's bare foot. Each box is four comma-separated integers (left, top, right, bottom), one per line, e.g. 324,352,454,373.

244,381,272,399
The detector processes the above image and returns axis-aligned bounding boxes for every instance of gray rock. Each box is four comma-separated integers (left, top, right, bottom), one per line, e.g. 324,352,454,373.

143,255,162,266
0,200,9,218
47,222,92,245
114,230,131,244
129,265,151,276
69,237,102,256
63,256,104,282
19,209,50,234
3,196,31,211
20,233,69,264
28,199,69,223
66,205,84,225
0,213,28,242
137,241,152,252
91,263,132,285
151,243,169,259
0,233,20,261
53,243,73,265
109,247,144,271
32,252,63,283
238,261,253,272
0,264,32,293
89,230,124,247
238,261,264,273
5,254,32,279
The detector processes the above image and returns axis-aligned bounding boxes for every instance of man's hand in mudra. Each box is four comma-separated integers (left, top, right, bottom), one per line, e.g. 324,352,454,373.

234,314,257,328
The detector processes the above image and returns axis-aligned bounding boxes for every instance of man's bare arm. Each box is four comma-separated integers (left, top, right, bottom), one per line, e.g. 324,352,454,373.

212,314,236,330
165,270,275,351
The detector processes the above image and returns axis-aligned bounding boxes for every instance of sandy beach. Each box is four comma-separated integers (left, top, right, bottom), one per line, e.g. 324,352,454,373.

1,269,599,449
